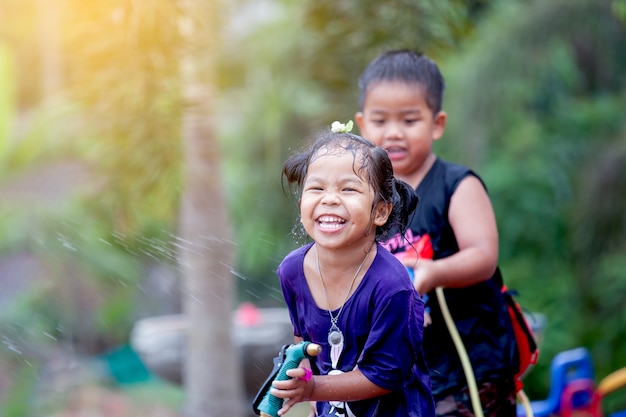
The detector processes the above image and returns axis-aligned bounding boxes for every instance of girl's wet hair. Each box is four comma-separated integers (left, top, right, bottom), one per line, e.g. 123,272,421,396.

282,131,418,241
358,49,445,114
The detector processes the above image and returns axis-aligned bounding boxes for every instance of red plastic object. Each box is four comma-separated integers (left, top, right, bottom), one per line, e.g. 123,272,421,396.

235,302,262,327
415,234,433,259
560,378,601,417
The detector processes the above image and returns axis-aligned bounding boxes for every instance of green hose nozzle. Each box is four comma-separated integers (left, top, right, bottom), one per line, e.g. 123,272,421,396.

258,341,321,417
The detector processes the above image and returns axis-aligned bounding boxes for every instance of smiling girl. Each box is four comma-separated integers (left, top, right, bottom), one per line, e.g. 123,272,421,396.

269,125,435,417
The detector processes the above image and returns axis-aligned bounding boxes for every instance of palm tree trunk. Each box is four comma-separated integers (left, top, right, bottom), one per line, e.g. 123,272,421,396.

38,0,62,96
178,2,244,416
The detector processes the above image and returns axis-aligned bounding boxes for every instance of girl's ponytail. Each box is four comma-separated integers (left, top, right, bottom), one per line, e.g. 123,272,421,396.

376,178,418,241
393,178,419,229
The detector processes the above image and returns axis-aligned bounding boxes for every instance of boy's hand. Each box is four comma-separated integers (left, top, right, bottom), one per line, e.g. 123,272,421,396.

424,311,432,327
409,258,436,295
407,259,435,327
400,256,434,327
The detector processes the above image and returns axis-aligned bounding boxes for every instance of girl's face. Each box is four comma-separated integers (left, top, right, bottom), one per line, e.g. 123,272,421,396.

356,81,446,181
300,149,389,251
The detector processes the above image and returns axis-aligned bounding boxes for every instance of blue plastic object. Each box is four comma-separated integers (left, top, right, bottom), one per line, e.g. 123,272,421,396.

517,347,595,417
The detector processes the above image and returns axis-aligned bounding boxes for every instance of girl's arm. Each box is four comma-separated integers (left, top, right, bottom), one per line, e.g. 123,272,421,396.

272,367,390,416
413,175,499,294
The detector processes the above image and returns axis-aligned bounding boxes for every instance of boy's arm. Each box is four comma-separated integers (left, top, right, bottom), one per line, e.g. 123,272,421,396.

413,175,498,294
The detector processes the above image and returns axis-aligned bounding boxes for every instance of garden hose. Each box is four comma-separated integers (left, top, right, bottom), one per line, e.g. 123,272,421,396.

435,286,484,417
517,389,533,417
436,286,534,417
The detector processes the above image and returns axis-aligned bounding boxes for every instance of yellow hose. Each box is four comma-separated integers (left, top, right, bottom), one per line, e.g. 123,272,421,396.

436,286,534,417
435,286,484,417
517,389,534,417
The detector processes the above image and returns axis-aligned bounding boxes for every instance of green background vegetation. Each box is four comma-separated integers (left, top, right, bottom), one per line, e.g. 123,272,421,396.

1,0,625,414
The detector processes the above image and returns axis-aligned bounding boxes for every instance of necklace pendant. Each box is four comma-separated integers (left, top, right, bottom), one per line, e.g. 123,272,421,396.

328,324,344,346
328,323,344,369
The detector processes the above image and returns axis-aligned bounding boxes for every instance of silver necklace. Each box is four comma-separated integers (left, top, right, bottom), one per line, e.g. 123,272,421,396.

315,244,371,350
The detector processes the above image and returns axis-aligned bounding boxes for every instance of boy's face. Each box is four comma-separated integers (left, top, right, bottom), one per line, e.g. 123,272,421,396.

356,81,446,181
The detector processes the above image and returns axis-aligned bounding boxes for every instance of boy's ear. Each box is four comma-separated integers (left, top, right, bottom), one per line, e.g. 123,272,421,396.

373,202,392,226
433,111,447,141
355,112,364,133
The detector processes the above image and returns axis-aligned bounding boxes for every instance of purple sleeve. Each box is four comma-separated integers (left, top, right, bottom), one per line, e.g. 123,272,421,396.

277,253,304,338
358,288,424,391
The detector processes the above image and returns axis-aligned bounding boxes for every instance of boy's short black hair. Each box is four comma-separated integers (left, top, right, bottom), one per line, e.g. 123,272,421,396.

358,49,445,114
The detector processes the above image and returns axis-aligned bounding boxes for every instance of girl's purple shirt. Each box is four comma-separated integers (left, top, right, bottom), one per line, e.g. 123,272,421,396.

277,242,435,417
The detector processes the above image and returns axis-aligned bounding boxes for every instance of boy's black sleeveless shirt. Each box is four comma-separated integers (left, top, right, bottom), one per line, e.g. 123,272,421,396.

388,158,517,399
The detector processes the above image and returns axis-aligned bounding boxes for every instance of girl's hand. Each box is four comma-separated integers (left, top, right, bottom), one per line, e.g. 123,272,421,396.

271,367,315,416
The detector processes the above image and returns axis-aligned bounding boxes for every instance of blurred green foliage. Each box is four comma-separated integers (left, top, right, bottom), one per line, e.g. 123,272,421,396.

442,0,626,401
0,0,625,412
0,7,185,413
0,364,36,417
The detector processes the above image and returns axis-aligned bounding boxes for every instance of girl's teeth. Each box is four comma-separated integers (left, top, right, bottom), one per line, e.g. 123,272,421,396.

318,216,345,230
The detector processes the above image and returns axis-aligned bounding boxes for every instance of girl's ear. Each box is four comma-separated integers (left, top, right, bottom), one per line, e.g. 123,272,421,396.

373,202,392,226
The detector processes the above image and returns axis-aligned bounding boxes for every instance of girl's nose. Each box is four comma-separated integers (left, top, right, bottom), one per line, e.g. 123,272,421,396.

321,191,340,205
